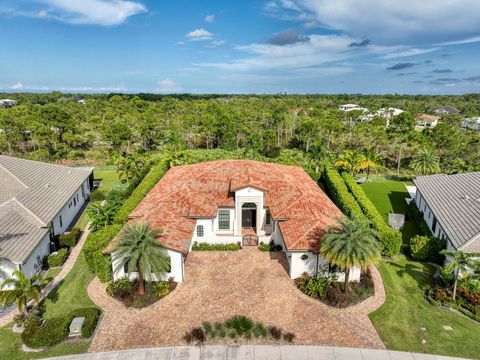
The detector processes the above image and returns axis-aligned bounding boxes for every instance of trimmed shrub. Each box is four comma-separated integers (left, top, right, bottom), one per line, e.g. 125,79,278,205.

226,315,254,335
68,308,101,338
294,271,332,300
47,248,68,267
191,242,241,251
59,227,81,248
410,234,446,263
21,316,70,348
82,224,122,282
341,172,402,256
258,242,282,252
106,278,135,300
323,167,367,222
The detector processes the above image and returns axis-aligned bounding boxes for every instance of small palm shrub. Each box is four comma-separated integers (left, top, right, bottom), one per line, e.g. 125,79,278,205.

226,315,254,335
253,323,267,337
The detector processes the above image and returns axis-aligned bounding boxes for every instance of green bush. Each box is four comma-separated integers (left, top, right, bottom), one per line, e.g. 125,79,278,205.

106,277,135,299
47,248,68,267
323,167,367,221
59,227,81,248
21,316,70,348
410,234,446,263
226,315,254,335
341,172,402,256
82,224,122,282
191,242,241,251
68,308,101,338
294,271,332,299
258,242,282,251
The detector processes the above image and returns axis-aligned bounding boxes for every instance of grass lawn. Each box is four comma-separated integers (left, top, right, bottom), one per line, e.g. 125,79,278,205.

361,178,420,244
370,256,480,359
44,267,62,283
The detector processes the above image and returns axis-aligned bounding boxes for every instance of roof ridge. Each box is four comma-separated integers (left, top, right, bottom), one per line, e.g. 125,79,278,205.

11,198,48,227
0,162,29,190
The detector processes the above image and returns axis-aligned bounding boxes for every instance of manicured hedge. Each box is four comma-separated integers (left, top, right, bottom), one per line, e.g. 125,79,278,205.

341,172,402,257
191,242,241,251
83,224,122,282
323,167,367,222
47,248,68,267
113,161,168,224
59,227,81,248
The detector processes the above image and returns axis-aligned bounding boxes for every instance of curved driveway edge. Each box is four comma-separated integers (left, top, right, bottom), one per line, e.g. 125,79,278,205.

44,345,471,360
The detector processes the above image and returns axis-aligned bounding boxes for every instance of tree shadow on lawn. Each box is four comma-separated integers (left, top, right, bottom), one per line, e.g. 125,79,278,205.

387,260,433,290
41,278,64,306
387,191,410,215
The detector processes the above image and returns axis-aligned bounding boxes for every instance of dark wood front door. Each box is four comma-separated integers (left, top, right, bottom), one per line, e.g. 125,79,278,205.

242,209,256,228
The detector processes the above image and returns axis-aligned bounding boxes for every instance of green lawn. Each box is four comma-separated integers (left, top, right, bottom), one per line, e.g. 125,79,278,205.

361,178,420,244
93,165,121,192
44,267,62,283
370,256,480,359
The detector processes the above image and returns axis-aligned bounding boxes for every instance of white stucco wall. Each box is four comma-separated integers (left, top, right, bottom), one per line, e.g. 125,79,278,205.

415,189,450,245
21,233,51,278
112,248,184,283
52,179,90,235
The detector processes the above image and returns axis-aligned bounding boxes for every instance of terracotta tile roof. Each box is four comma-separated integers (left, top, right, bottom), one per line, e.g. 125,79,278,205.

109,160,342,254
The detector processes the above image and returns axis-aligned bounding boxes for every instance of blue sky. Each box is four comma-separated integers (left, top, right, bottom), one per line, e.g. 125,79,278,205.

1,0,480,94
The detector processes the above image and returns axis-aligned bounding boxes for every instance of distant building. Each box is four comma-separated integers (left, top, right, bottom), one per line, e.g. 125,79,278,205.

462,117,480,131
434,106,460,116
77,99,86,105
339,104,368,113
416,114,440,129
376,107,404,119
0,99,17,108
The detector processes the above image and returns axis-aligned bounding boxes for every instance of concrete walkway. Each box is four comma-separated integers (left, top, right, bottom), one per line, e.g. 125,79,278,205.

44,345,470,360
0,223,91,327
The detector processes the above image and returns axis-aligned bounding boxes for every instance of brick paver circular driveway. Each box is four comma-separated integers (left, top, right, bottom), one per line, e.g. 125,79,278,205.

88,248,385,352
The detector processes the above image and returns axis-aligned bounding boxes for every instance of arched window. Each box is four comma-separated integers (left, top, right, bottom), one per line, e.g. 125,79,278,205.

242,202,256,209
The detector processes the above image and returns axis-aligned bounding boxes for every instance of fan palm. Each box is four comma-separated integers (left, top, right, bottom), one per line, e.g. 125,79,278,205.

411,148,440,175
0,271,47,314
113,222,171,295
334,150,365,176
320,217,380,295
440,250,480,300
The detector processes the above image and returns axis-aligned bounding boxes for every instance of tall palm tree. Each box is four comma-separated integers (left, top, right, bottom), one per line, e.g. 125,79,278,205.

440,250,480,300
0,271,47,315
320,217,380,295
360,148,382,180
307,142,331,174
334,150,365,176
411,148,440,175
113,222,171,295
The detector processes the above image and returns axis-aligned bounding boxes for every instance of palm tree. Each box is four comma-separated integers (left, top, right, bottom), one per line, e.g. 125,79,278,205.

440,250,480,300
0,271,47,315
113,222,171,295
87,197,123,231
320,217,380,295
360,148,382,180
411,148,440,175
307,142,331,174
334,150,365,176
114,155,142,184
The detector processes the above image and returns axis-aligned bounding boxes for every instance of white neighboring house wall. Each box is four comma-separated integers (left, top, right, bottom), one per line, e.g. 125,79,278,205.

111,248,184,283
52,179,91,235
462,117,480,131
414,189,449,242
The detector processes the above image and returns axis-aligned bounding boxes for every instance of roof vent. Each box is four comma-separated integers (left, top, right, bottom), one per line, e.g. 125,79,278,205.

462,195,470,200
46,183,50,188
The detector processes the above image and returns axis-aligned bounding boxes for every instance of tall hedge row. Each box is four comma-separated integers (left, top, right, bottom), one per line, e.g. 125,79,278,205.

341,172,402,256
323,167,368,222
83,161,168,283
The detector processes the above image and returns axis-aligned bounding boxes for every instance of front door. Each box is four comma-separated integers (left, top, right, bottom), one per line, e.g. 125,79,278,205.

242,209,256,228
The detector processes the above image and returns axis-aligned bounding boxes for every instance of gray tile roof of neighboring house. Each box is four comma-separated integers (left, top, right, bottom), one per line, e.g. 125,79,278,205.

0,156,93,263
414,172,480,252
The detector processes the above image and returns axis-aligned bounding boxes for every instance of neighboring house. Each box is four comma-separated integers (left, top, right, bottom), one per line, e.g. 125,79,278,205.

414,172,480,254
416,114,440,129
0,99,17,108
462,117,480,131
105,160,359,283
339,104,368,112
77,99,86,105
434,106,460,116
0,156,93,285
376,107,404,119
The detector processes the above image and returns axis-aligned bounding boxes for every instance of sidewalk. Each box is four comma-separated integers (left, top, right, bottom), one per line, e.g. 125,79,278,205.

0,223,91,327
44,345,470,360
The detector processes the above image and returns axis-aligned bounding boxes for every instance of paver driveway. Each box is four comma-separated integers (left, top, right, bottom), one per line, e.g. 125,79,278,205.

88,248,385,352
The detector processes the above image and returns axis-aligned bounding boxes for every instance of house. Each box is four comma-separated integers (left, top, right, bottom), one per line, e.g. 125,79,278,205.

0,99,17,108
416,114,440,129
462,117,480,131
376,107,404,119
0,156,93,285
105,160,360,283
434,106,460,116
339,104,368,113
414,172,480,254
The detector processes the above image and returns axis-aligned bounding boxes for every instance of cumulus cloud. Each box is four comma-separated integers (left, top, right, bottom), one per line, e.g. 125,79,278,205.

34,0,147,26
387,62,417,70
186,28,213,41
204,14,214,23
267,28,310,46
156,79,181,92
11,82,24,90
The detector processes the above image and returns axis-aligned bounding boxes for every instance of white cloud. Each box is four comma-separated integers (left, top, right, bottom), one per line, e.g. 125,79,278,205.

59,85,128,92
39,0,147,26
204,14,214,23
36,10,49,19
156,79,181,92
270,0,480,44
11,82,24,90
436,36,480,46
186,28,213,41
205,40,225,48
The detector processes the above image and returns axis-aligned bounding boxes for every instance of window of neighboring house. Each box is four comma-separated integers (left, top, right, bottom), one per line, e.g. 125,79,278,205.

432,217,437,234
76,194,79,202
59,215,63,228
218,210,230,230
68,202,71,209
266,210,271,225
196,225,204,237
73,197,77,207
